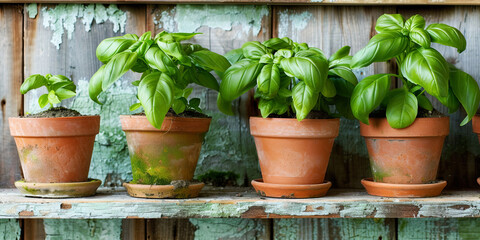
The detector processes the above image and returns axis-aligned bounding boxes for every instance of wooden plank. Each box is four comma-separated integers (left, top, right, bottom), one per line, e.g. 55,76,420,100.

42,219,123,239
273,218,395,239
121,219,146,240
273,5,396,188
23,219,46,240
3,0,480,5
189,219,271,240
397,6,480,189
148,4,271,185
398,218,480,239
2,188,480,219
0,4,23,188
23,3,147,188
146,219,196,240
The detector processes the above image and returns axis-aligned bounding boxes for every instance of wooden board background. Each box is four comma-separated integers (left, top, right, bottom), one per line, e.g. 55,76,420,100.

1,3,480,239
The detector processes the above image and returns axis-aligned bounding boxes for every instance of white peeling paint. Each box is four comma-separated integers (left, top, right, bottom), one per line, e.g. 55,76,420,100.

41,4,127,49
154,5,269,35
278,9,313,38
190,219,266,240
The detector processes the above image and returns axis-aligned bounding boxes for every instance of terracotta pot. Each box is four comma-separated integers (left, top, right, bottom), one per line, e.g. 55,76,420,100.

472,115,480,143
360,117,449,184
250,117,340,185
120,115,211,185
9,116,100,183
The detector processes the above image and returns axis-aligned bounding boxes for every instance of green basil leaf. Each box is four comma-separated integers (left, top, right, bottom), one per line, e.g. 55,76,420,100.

404,14,425,31
426,23,466,53
169,32,202,41
437,86,460,114
242,41,268,60
21,74,47,94
375,14,405,33
89,65,106,104
400,48,449,98
138,72,174,129
280,56,329,93
38,94,49,108
292,81,319,121
183,88,193,98
450,69,480,126
95,34,138,63
192,68,220,91
350,74,392,124
259,54,274,64
351,32,409,69
131,58,149,73
386,90,418,129
189,98,201,109
55,88,76,100
220,59,263,101
335,96,355,119
217,93,234,116
258,98,275,118
48,90,61,105
157,40,190,65
409,28,431,48
263,38,291,50
278,88,292,98
275,49,293,59
329,46,351,62
189,50,231,72
329,56,352,68
417,94,433,111
144,46,178,77
224,48,244,65
295,49,327,60
129,103,142,111
102,52,138,91
331,77,355,98
172,98,187,114
139,32,152,41
132,80,140,86
257,64,280,99
328,66,358,86
321,78,336,98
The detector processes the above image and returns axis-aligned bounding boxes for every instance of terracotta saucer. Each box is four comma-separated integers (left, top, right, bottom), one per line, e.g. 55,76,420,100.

15,179,102,198
361,178,447,197
123,182,205,199
477,177,480,186
251,179,332,198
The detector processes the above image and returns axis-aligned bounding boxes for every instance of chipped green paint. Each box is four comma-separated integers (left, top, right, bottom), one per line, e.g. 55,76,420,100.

0,220,20,240
398,218,480,239
153,7,176,32
71,80,139,187
26,4,38,18
275,219,300,239
44,219,122,240
190,219,266,240
41,4,126,49
157,5,269,35
278,9,313,38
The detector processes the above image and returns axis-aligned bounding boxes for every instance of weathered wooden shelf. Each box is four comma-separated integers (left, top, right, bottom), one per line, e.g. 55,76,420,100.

1,0,480,4
1,187,480,219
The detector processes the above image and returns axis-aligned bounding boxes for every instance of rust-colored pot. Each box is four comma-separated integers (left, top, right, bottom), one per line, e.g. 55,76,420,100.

472,115,480,143
9,116,100,183
120,115,211,185
250,117,340,185
360,117,449,184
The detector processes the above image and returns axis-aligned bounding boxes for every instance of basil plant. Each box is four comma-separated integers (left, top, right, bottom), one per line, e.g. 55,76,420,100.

89,31,231,128
218,38,358,120
350,14,480,128
20,74,76,108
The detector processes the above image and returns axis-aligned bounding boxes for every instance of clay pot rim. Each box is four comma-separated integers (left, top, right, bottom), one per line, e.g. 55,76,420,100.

472,115,480,133
15,179,102,198
9,115,100,120
120,115,211,133
252,179,332,189
9,115,100,137
361,178,447,189
360,117,449,137
250,116,340,138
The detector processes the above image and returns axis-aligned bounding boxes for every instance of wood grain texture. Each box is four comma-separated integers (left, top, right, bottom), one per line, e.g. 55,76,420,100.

273,5,396,188
2,188,480,219
0,4,23,188
398,218,480,239
23,219,46,240
3,0,480,5
122,219,146,240
273,218,396,239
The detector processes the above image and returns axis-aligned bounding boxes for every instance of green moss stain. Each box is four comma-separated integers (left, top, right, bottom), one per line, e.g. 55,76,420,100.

70,80,140,187
41,4,126,49
26,4,38,18
19,145,37,163
197,170,238,187
155,5,269,35
370,160,390,182
130,151,172,185
0,220,21,240
43,219,121,240
190,219,267,240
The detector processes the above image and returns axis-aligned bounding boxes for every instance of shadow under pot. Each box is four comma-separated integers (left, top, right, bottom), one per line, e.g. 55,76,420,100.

120,115,211,199
9,116,101,198
360,117,449,197
250,117,339,198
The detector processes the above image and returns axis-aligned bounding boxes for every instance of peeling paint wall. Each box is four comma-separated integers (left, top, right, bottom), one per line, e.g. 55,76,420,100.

0,220,21,240
190,219,267,240
28,4,126,49
43,219,122,240
277,9,313,38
